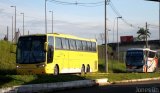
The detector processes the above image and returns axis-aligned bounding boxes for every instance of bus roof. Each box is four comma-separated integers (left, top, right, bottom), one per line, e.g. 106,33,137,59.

19,33,96,42
127,48,157,52
48,33,96,42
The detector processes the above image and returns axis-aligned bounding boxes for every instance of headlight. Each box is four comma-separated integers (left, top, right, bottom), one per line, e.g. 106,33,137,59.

36,64,46,68
16,65,21,68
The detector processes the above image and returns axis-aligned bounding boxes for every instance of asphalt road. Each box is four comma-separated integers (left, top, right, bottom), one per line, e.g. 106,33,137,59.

52,80,160,93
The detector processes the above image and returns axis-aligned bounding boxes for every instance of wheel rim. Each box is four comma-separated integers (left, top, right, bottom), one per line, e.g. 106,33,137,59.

81,65,85,74
87,65,90,72
54,66,58,75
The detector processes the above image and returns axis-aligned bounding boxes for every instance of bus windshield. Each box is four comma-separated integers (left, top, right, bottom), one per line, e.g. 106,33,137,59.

16,36,46,64
126,50,144,66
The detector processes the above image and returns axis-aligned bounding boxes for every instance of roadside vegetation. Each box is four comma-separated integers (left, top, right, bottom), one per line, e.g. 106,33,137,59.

0,40,160,88
0,40,16,75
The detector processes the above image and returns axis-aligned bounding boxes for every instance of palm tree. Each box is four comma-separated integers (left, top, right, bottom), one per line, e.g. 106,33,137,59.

137,28,151,48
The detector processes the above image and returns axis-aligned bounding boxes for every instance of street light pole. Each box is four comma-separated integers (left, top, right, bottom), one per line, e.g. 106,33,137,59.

112,17,117,43
49,11,53,33
45,0,47,34
20,13,24,35
12,16,13,42
117,16,122,63
11,6,16,41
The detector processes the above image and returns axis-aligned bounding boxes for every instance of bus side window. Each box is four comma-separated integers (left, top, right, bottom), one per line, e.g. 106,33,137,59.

82,41,87,51
47,36,54,63
92,42,96,52
88,42,92,51
65,38,70,50
69,39,77,50
148,51,155,58
55,37,62,49
86,42,89,51
76,40,83,51
62,38,69,50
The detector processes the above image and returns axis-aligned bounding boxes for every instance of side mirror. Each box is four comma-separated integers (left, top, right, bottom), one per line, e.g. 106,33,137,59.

44,42,48,52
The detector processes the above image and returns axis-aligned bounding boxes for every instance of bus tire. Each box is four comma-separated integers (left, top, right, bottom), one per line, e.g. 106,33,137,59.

54,65,59,75
81,65,85,75
86,65,90,73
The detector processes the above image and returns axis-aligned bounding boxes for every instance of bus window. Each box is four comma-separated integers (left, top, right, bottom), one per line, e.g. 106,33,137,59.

62,38,69,50
149,51,156,58
69,39,77,50
86,42,89,51
47,36,54,63
55,37,62,49
82,41,87,51
76,40,83,51
16,36,46,64
92,42,96,52
88,42,92,51
65,39,70,50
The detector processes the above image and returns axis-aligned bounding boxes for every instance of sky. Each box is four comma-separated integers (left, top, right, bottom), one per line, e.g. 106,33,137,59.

0,0,159,44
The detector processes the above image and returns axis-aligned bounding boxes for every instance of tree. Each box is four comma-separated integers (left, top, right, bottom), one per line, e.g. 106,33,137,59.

137,27,151,48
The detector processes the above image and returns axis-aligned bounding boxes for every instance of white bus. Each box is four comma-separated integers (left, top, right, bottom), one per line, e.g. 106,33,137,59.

125,48,158,72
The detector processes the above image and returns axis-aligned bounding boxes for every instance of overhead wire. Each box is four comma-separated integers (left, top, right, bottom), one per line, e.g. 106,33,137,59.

1,0,144,32
48,0,104,7
48,0,141,30
109,1,140,29
49,0,104,5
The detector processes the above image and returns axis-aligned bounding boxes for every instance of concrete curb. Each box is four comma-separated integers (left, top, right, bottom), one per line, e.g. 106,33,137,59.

0,78,108,93
1,77,160,93
110,77,160,84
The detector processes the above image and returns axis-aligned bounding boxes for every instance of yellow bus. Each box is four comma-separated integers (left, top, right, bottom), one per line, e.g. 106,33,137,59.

16,33,98,75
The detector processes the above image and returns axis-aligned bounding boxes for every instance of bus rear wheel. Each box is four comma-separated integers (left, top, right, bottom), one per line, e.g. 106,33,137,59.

81,65,85,75
86,65,90,73
54,65,59,75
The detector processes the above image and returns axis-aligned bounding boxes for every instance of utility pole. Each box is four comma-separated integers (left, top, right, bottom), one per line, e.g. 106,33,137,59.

104,0,110,73
117,16,122,63
7,26,9,41
20,13,24,35
45,0,47,34
49,10,53,33
146,22,148,48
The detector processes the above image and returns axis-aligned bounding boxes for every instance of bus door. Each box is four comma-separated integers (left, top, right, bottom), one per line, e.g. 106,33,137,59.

46,36,54,73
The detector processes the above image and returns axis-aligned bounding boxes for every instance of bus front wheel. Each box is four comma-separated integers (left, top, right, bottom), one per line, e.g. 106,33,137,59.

54,65,59,75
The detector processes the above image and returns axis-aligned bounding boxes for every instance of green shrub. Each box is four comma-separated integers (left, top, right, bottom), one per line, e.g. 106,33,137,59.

0,40,16,74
